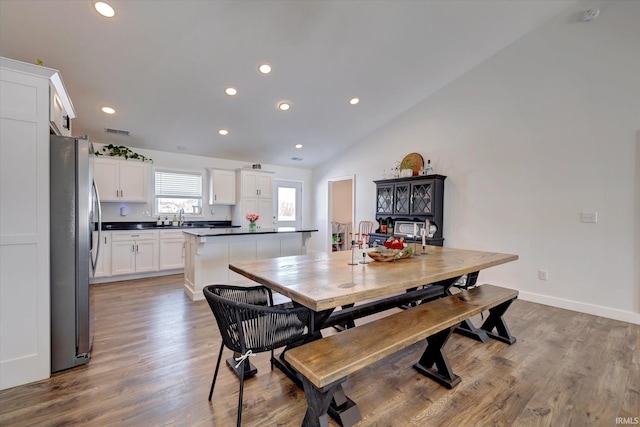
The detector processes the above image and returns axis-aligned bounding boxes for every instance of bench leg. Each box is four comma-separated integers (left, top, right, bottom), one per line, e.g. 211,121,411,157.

413,326,461,389
328,386,362,427
479,297,517,344
445,272,490,343
300,377,361,427
454,318,490,343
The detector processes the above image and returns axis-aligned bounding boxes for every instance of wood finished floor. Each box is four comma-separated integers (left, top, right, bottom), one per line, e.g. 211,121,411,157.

0,274,638,426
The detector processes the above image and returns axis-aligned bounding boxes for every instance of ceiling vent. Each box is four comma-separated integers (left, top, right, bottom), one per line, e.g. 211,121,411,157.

105,128,130,136
291,157,303,161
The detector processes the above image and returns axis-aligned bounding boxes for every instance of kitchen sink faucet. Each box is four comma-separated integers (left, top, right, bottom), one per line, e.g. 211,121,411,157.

179,208,185,226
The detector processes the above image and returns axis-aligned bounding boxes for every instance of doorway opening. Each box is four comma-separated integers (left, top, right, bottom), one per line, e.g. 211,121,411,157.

328,176,354,251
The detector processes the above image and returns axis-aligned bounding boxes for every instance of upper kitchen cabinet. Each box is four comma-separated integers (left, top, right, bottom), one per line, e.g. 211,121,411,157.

50,85,73,136
93,157,149,202
0,56,76,390
240,169,273,198
208,168,235,205
232,169,274,229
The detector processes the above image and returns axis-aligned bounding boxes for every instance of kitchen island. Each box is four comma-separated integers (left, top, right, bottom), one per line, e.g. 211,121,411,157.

183,227,317,301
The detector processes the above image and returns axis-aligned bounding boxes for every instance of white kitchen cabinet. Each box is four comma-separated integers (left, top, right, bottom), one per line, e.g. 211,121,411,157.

111,231,158,275
91,231,111,278
233,169,274,229
240,169,273,198
50,85,72,136
208,168,236,205
93,157,149,202
159,230,185,270
0,57,75,390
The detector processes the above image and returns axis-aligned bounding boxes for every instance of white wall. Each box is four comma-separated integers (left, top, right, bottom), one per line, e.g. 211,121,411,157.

311,1,640,324
93,144,314,230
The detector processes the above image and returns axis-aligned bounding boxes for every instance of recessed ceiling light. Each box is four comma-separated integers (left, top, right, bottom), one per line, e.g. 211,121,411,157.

258,64,272,74
218,129,228,136
294,144,303,149
349,97,360,105
225,87,237,96
101,106,115,114
94,1,115,18
277,101,291,111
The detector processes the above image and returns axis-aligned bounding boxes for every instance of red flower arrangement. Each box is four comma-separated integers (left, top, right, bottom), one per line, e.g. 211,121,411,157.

245,213,259,223
383,237,407,250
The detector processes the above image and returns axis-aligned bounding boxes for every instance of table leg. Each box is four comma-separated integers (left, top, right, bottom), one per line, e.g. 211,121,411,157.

333,303,356,330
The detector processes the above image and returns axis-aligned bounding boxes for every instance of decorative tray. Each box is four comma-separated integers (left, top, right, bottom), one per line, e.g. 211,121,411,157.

400,153,424,176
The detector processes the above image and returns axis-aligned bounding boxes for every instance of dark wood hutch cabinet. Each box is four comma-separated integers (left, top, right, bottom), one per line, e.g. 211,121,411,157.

371,174,446,246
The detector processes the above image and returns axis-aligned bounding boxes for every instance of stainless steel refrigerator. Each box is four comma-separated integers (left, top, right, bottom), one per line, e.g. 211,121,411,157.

50,135,102,373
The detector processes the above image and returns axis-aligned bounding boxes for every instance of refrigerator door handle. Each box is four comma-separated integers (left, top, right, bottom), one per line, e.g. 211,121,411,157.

91,179,102,276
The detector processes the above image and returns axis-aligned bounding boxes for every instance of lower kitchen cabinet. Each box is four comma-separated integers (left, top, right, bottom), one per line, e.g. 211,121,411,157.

111,230,159,275
92,231,111,277
159,230,185,270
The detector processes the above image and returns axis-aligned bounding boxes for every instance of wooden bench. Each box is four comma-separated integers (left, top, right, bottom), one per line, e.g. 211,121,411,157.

285,284,519,427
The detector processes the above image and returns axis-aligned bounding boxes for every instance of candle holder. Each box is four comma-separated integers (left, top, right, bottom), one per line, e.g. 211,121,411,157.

348,240,358,265
420,229,428,255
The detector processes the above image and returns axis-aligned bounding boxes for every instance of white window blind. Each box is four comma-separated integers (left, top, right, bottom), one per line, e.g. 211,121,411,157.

155,170,202,197
154,170,203,215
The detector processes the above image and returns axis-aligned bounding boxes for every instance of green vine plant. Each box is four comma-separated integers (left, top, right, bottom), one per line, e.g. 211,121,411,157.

95,144,152,162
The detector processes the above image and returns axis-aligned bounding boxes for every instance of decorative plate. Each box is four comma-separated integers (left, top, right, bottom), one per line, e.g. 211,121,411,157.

400,153,424,176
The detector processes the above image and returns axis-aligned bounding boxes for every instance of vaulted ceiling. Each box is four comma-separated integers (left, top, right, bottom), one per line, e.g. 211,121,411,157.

0,0,576,168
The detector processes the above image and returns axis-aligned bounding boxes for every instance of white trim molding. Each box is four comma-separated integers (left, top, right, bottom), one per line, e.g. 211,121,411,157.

520,291,640,325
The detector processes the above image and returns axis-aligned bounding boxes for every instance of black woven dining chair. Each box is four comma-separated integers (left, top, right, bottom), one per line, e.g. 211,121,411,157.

203,284,312,427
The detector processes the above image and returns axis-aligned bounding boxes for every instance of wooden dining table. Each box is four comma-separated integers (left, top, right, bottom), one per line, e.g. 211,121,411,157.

229,245,518,424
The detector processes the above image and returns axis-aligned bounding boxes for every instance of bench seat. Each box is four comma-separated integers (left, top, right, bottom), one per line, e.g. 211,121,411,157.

285,284,518,427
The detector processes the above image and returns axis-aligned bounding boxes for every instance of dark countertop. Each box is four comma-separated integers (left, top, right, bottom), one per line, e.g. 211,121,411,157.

183,227,318,237
101,220,238,231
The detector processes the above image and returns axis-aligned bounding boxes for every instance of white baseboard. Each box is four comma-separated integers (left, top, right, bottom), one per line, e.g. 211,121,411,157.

90,269,183,284
519,291,640,325
183,283,203,301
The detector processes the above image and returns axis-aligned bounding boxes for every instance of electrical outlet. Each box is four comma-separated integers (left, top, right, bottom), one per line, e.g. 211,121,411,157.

538,270,549,281
581,212,598,223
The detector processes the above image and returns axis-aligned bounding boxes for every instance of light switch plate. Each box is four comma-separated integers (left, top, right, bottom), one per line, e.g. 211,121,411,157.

581,212,597,223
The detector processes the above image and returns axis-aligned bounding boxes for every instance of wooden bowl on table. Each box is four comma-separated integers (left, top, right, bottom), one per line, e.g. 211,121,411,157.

367,249,411,262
